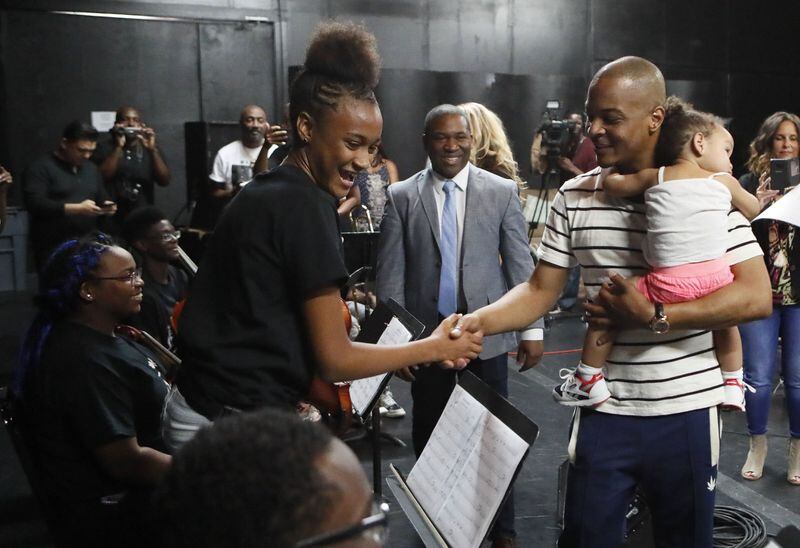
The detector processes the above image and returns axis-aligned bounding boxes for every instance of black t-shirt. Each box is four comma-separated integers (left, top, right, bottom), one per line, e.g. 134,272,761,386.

92,136,160,207
23,153,110,264
131,265,190,350
176,164,348,417
22,321,169,504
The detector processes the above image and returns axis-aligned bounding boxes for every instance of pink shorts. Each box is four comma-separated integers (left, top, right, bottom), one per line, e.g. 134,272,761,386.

635,257,734,304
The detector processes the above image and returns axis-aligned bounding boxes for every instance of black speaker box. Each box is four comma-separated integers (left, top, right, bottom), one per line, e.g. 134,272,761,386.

184,121,241,231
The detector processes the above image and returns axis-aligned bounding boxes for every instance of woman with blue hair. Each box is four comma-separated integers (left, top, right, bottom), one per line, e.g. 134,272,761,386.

13,234,170,546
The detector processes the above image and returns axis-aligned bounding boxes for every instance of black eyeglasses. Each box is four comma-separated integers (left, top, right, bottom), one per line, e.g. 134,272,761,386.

295,500,389,547
90,268,142,286
152,231,181,242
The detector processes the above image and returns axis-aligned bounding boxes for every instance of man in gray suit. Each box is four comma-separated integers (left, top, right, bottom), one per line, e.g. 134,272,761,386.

376,104,543,548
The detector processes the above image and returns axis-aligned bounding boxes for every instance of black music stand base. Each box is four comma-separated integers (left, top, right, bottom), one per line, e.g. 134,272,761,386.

342,407,405,497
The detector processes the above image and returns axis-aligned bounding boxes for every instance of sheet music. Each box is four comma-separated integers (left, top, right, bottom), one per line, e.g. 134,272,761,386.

349,317,413,416
406,385,528,548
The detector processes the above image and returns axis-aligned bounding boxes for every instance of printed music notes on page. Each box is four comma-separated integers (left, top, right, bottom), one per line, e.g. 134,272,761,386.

405,385,528,548
349,317,413,416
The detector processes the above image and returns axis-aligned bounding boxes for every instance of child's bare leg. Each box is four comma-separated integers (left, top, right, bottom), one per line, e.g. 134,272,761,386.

715,326,742,372
715,327,750,411
582,324,616,368
552,325,614,407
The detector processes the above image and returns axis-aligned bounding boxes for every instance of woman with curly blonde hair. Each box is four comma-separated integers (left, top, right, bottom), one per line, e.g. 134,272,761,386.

458,102,523,188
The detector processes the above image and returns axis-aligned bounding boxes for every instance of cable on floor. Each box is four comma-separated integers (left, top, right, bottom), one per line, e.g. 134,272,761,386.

713,505,768,548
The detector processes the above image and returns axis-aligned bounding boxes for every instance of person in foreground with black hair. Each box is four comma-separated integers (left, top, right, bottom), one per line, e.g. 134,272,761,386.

155,409,385,548
13,234,171,547
163,21,482,449
23,121,117,269
122,206,189,350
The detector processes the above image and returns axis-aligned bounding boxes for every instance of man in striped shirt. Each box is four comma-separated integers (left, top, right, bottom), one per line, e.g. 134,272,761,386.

456,56,771,546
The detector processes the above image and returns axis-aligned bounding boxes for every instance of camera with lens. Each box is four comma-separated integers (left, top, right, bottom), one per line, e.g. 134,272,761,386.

112,126,143,139
539,100,578,160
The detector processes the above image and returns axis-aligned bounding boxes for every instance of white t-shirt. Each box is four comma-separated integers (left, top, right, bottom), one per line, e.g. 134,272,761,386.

644,167,733,268
209,140,263,186
537,167,761,416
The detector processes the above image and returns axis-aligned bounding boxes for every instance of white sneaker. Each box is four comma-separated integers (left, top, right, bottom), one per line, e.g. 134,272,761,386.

378,389,406,418
553,368,611,407
721,378,755,412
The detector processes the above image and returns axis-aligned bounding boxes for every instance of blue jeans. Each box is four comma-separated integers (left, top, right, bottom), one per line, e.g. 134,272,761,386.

739,304,800,438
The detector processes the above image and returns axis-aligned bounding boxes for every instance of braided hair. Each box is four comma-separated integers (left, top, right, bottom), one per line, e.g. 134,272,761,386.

288,21,381,146
13,234,113,397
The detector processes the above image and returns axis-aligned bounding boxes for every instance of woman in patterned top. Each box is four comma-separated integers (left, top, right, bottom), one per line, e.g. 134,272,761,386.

352,143,399,229
738,111,800,485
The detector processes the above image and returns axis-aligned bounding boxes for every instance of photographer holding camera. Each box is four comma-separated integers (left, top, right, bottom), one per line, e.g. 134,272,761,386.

530,107,597,312
531,110,597,183
737,111,800,485
93,106,171,231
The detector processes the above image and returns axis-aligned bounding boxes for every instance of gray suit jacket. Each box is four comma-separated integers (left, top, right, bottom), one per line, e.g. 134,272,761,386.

376,164,541,359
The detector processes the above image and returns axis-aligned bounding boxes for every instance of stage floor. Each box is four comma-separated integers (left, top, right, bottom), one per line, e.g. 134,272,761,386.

1,292,798,547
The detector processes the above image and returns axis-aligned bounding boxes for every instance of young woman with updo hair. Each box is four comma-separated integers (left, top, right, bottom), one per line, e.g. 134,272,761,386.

163,21,482,449
13,234,171,546
737,111,800,485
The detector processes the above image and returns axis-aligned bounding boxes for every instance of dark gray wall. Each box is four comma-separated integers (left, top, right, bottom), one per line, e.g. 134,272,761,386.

0,3,276,221
1,0,799,214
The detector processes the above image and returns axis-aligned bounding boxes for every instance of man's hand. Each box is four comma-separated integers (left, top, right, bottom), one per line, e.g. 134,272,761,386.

267,125,288,146
112,123,127,149
395,366,418,382
516,340,544,372
140,126,157,150
99,201,118,216
431,313,483,370
583,273,651,332
557,156,582,177
66,199,104,217
450,313,482,339
0,166,12,187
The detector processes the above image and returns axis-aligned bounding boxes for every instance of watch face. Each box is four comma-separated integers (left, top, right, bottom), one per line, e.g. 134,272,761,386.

652,318,670,334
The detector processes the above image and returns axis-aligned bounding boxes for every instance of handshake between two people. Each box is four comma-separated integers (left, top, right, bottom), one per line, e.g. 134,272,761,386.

395,311,545,381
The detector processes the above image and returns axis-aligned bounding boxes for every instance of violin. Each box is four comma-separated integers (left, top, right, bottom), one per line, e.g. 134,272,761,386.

303,298,354,434
115,324,181,382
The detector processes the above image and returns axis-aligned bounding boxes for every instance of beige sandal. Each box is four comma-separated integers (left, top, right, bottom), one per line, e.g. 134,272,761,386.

741,434,768,480
789,438,800,485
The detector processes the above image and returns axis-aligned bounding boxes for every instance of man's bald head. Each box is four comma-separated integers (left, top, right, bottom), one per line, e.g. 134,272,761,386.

239,104,268,147
585,56,666,172
590,56,666,113
240,104,267,123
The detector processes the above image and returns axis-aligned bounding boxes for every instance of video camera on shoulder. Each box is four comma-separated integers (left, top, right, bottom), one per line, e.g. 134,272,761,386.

770,157,800,194
539,100,578,158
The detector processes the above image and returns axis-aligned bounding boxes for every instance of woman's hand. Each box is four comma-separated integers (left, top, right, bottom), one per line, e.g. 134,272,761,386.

430,313,483,369
757,174,780,209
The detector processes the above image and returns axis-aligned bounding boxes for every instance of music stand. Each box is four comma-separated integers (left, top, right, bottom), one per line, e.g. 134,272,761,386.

343,298,425,496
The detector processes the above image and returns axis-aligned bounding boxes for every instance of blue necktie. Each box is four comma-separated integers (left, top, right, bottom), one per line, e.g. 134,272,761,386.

438,180,458,317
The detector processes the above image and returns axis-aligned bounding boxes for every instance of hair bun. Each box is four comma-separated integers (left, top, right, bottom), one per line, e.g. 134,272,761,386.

663,95,693,120
304,21,381,89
